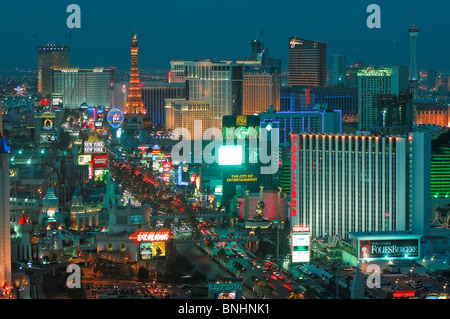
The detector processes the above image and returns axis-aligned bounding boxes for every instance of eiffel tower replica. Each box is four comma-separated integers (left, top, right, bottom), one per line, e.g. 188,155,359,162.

124,34,146,116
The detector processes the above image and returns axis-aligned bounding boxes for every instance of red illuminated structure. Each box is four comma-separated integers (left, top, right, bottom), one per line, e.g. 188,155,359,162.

128,230,172,244
124,34,146,116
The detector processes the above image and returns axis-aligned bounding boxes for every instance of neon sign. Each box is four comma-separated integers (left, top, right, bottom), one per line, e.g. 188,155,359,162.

290,38,303,48
393,290,416,298
291,134,298,218
129,230,171,243
293,226,310,233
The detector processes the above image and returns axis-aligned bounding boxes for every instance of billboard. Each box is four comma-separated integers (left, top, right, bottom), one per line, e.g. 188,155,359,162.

42,118,55,130
107,108,125,129
92,154,109,168
84,137,105,153
78,154,92,165
358,239,420,260
291,226,310,263
218,145,243,165
139,242,166,260
94,169,108,182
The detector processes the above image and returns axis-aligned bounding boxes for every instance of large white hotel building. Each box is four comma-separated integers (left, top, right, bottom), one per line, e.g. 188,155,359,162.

290,131,431,240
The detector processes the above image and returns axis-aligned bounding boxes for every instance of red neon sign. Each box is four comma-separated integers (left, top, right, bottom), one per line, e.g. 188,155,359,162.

293,226,310,233
291,134,297,217
129,230,171,244
92,154,109,168
393,290,416,298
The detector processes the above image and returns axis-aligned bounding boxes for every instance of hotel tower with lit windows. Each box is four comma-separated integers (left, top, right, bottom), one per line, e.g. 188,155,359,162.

290,131,431,240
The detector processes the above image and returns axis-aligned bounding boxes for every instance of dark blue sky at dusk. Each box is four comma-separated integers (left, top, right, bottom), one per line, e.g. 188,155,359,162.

0,0,448,72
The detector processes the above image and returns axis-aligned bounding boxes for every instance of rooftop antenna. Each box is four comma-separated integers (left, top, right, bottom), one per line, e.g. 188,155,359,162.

259,27,265,46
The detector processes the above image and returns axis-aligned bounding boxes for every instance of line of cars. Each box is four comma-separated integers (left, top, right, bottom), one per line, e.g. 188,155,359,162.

86,282,175,299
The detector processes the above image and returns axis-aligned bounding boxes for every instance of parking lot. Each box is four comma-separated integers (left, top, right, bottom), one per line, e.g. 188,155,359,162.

83,280,189,299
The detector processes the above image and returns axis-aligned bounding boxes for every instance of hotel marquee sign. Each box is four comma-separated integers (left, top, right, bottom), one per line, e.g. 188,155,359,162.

359,239,419,260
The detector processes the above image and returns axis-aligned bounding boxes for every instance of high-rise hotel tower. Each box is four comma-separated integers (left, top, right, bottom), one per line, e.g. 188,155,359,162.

290,131,430,240
37,44,70,98
288,37,327,87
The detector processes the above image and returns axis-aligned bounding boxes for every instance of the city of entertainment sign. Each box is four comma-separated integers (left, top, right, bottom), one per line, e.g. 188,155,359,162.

170,120,280,175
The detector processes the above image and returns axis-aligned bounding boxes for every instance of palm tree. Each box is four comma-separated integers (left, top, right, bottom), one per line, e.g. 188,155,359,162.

287,289,304,299
217,248,227,266
254,281,266,296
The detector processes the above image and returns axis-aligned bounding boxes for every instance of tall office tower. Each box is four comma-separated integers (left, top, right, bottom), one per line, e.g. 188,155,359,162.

183,60,243,129
0,100,11,289
357,66,409,132
51,68,116,109
331,55,347,86
290,131,430,239
374,91,413,135
288,37,327,87
141,82,185,126
124,34,146,115
37,43,70,98
243,66,280,115
408,20,420,99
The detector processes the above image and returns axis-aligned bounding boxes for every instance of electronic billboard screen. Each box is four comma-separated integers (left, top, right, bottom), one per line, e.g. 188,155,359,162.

291,226,310,263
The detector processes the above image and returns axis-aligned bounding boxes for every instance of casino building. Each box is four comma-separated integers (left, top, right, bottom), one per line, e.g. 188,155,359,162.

290,131,431,241
96,228,176,263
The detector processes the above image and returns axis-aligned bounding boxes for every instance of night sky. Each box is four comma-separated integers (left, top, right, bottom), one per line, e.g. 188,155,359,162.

0,0,448,72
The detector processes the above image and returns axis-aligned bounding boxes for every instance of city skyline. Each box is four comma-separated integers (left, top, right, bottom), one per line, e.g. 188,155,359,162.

1,0,450,304
0,0,448,72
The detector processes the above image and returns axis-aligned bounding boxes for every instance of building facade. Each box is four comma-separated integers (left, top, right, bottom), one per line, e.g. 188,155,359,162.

288,37,327,87
141,82,185,127
37,44,70,98
331,54,347,86
174,60,244,129
51,68,115,109
312,86,358,119
259,107,342,144
290,131,430,240
357,66,409,131
415,105,450,128
243,66,280,115
164,99,213,139
280,85,316,112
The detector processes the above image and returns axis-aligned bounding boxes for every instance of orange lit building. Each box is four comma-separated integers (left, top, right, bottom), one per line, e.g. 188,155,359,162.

415,105,450,128
124,34,146,116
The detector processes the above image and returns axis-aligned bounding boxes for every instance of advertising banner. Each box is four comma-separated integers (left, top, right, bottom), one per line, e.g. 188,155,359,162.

359,239,419,260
